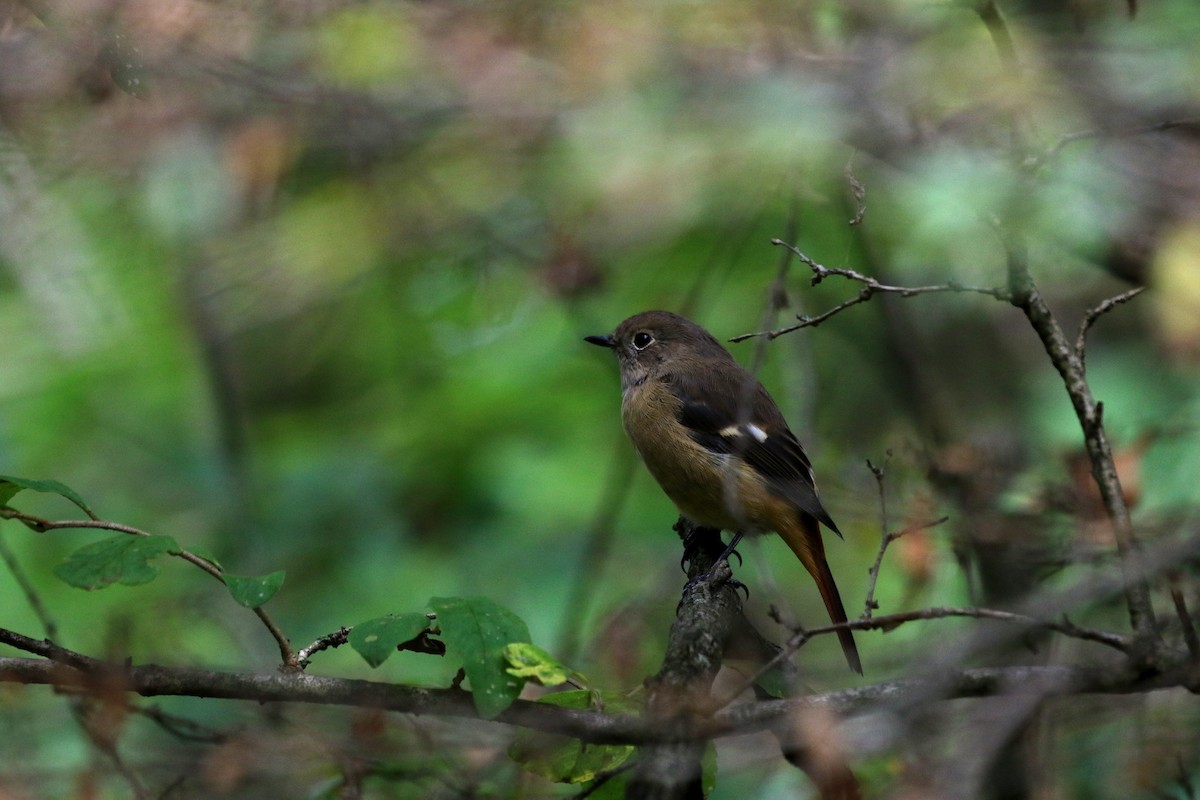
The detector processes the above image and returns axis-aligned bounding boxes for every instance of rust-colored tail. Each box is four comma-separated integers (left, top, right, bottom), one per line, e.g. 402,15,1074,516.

776,514,862,674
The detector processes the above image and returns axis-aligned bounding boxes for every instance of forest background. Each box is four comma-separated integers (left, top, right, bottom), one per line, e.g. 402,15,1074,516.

2,0,1200,798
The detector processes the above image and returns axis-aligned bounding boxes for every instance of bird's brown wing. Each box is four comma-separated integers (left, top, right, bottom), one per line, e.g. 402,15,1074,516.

664,370,840,536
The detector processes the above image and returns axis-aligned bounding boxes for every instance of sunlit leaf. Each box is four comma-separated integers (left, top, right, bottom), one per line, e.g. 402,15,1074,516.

503,642,586,688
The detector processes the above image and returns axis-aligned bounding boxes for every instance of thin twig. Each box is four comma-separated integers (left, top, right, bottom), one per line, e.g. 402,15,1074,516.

134,703,234,744
296,626,353,667
1074,286,1146,368
809,606,1132,651
0,529,59,640
0,508,296,667
1025,119,1200,171
1004,252,1157,649
862,456,893,619
844,154,866,226
1168,574,1200,659
863,515,950,621
729,241,1005,342
712,601,1132,713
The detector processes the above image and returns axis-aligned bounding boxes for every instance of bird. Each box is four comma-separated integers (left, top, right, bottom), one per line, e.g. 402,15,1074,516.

585,310,861,674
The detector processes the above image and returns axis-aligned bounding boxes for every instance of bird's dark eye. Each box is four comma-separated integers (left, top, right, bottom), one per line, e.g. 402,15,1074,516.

632,332,653,350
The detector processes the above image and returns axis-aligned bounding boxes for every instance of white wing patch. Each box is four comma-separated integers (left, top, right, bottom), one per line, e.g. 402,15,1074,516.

719,423,769,443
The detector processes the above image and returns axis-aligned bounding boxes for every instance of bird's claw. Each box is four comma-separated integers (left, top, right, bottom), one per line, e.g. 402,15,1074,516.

680,531,743,572
678,565,750,610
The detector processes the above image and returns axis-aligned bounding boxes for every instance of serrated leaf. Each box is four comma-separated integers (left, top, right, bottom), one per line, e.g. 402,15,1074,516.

225,571,285,608
349,613,432,668
429,596,530,719
53,534,180,589
509,690,636,783
0,475,95,517
503,642,586,688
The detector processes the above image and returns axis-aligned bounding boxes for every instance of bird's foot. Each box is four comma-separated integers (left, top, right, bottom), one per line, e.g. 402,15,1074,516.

680,528,743,572
679,552,750,608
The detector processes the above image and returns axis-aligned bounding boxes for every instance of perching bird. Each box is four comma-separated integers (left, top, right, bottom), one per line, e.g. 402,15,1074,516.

586,310,861,674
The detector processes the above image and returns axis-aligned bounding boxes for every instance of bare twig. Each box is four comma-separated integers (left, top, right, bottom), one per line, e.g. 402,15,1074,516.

857,445,953,623
0,529,59,640
862,457,891,618
714,602,1132,711
1025,119,1200,171
863,516,950,621
1074,286,1146,368
134,703,234,744
808,606,1131,652
1168,574,1200,659
844,155,867,226
296,627,353,667
729,241,1005,342
0,508,297,667
1004,252,1157,649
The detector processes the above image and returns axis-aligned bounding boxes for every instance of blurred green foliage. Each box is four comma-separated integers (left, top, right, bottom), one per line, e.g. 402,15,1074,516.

2,0,1200,797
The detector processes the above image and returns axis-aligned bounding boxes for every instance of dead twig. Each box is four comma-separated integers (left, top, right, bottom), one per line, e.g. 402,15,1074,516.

729,241,1005,342
1074,286,1146,368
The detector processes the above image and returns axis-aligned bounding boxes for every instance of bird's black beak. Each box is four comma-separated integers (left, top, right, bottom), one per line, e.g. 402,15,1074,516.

584,334,615,348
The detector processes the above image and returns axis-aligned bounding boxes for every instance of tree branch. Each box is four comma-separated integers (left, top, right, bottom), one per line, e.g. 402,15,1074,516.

1074,286,1146,367
1,655,1190,749
729,241,1006,342
1003,250,1158,650
626,522,743,799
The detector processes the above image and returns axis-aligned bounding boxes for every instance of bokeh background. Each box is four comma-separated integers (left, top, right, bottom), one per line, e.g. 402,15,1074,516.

2,0,1200,797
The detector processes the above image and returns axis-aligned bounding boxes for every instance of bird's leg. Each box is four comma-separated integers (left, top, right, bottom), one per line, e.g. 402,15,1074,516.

682,530,749,600
714,530,745,569
680,527,743,572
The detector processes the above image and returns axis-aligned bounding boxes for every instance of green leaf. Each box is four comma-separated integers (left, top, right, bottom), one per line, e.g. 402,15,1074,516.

53,534,180,589
429,596,530,719
509,690,636,783
581,773,628,800
0,475,95,517
225,571,286,608
754,665,791,699
702,741,718,795
350,613,432,668
186,547,223,571
503,642,587,688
